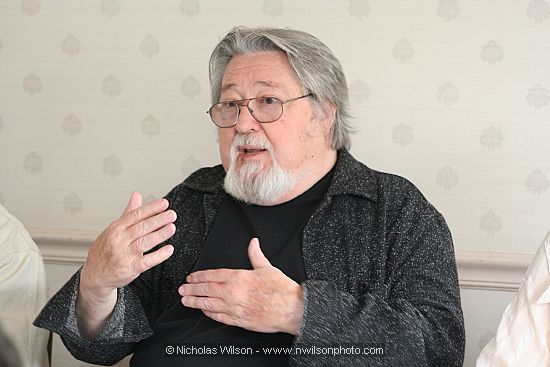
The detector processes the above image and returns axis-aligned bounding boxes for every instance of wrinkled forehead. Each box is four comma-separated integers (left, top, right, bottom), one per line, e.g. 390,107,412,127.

220,51,303,95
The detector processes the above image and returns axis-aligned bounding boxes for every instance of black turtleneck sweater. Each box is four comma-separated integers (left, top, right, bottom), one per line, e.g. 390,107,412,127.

130,168,334,366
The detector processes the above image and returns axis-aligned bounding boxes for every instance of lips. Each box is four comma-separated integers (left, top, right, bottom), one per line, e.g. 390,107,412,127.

238,145,267,155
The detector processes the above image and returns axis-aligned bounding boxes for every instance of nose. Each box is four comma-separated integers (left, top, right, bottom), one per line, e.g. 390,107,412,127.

235,103,261,134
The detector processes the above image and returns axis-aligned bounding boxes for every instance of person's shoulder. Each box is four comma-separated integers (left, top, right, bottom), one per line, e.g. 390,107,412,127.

376,169,425,200
0,204,41,256
378,169,438,213
350,161,451,242
337,150,426,203
341,152,442,219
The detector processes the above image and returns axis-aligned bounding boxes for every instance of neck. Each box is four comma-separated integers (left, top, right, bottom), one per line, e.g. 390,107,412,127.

269,149,337,205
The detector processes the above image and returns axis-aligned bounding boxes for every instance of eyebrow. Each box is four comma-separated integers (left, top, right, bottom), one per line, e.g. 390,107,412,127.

220,80,284,94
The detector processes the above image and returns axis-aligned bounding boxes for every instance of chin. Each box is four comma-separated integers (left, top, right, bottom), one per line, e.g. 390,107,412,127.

224,157,296,206
237,158,271,175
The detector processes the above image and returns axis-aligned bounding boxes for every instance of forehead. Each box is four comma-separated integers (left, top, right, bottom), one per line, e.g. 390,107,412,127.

221,51,302,95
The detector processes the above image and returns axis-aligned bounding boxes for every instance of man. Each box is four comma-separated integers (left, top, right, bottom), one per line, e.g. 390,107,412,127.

0,203,49,367
477,230,550,366
35,26,464,366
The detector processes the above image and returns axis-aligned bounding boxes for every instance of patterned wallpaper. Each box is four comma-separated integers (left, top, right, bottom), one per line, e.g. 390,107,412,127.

0,0,549,254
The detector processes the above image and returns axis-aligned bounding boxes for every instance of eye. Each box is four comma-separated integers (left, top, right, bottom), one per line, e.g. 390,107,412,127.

216,101,237,110
259,97,280,105
222,101,237,108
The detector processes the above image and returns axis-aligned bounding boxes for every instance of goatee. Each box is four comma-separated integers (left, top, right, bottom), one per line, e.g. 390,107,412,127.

224,134,296,205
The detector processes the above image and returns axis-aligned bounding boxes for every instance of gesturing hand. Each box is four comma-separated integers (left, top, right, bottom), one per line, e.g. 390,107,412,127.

81,192,176,296
179,238,304,335
77,192,176,339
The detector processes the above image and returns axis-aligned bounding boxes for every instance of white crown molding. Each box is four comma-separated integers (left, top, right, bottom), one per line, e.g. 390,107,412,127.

31,228,96,265
456,251,532,292
30,228,534,291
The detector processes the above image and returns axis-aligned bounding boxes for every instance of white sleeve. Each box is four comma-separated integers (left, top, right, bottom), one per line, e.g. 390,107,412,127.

476,231,550,367
0,205,49,367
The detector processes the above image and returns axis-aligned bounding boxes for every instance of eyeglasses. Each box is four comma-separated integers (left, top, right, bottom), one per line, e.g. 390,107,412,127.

207,93,313,128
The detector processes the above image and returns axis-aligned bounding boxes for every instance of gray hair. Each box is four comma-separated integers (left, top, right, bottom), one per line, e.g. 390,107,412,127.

209,26,353,150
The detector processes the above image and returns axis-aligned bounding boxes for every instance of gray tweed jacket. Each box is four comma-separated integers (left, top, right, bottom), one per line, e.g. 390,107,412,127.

35,149,465,366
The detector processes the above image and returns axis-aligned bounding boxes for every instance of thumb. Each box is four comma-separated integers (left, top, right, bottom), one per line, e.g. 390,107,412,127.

248,238,271,269
123,192,142,214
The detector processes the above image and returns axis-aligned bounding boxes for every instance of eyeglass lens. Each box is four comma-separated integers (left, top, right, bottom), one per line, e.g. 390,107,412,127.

210,97,283,127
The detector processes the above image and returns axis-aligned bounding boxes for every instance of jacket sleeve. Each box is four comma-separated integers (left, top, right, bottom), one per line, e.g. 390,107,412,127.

33,184,195,365
291,200,464,366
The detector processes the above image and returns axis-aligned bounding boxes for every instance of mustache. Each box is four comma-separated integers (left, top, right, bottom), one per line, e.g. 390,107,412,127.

230,133,271,151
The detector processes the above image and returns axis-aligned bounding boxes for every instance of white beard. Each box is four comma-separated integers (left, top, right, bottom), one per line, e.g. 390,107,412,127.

223,134,296,205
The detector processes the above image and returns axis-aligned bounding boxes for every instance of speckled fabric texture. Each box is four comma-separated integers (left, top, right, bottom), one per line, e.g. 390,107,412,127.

34,149,464,366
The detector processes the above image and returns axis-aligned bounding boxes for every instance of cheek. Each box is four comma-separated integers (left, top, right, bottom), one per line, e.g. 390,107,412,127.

267,127,306,167
272,118,325,167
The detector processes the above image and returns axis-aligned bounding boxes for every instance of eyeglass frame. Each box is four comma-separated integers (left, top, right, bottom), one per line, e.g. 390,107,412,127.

206,93,313,128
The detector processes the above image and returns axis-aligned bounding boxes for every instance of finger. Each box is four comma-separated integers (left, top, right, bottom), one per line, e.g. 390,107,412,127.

120,197,170,228
123,192,142,214
248,238,271,269
136,244,174,273
181,295,227,313
178,282,225,298
128,209,177,245
133,222,176,254
186,269,236,283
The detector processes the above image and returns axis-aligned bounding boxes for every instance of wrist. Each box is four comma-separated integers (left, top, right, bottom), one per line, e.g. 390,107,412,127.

78,271,117,308
76,272,118,339
286,284,304,335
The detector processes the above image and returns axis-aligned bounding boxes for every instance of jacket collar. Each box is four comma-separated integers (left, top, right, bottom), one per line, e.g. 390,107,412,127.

182,149,378,202
326,149,378,202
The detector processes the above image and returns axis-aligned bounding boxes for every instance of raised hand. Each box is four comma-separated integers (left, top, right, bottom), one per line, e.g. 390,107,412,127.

77,192,176,338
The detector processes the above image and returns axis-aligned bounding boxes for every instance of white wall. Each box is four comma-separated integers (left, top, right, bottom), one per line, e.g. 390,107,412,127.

1,0,549,253
1,1,549,366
